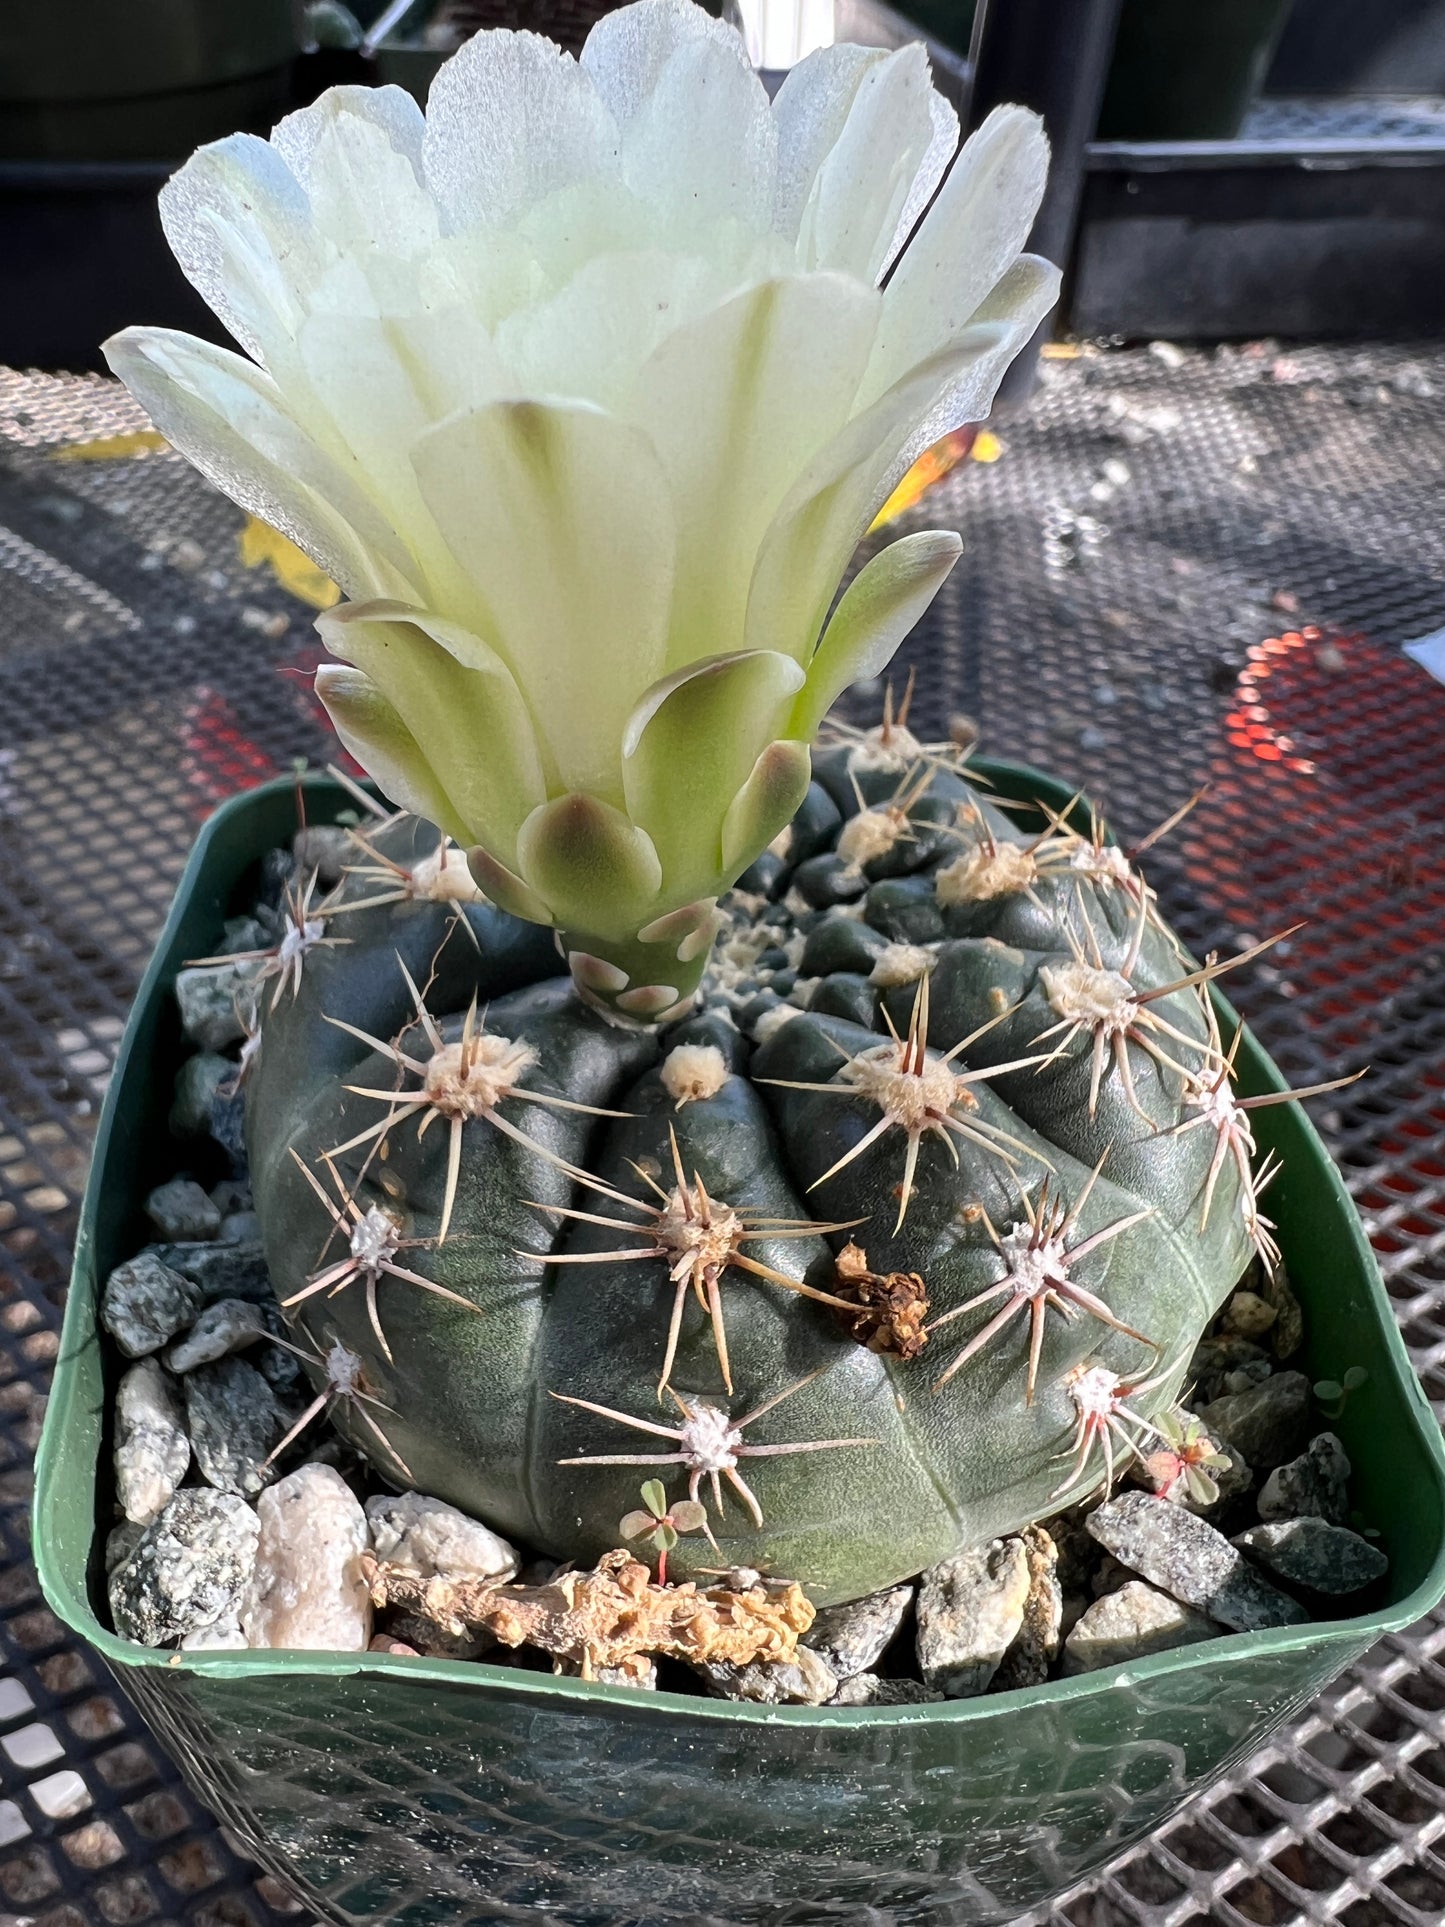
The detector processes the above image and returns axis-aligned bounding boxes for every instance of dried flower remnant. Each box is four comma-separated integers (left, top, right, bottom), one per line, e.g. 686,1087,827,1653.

833,1242,930,1359
365,1548,814,1682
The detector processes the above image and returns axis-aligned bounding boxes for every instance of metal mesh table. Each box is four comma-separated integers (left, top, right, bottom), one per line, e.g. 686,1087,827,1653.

3,338,1445,1927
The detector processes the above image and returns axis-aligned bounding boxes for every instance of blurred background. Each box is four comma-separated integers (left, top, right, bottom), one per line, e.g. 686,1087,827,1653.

3,0,1445,368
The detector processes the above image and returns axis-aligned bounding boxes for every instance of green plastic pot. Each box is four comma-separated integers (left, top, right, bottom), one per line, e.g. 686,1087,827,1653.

34,769,1445,1926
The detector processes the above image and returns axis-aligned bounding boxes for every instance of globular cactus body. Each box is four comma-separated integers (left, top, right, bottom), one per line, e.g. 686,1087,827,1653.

249,734,1252,1605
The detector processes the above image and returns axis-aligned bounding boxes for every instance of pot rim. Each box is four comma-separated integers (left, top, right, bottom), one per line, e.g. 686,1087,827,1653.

34,765,1445,1724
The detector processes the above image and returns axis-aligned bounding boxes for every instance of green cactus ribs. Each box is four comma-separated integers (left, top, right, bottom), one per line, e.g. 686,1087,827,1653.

243,709,1354,1604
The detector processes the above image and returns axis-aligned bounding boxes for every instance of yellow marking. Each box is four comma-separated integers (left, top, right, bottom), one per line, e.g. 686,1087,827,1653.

51,430,170,461
238,515,341,608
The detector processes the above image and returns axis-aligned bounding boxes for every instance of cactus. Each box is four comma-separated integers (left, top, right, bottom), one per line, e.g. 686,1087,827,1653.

238,725,1298,1604
106,0,1332,1607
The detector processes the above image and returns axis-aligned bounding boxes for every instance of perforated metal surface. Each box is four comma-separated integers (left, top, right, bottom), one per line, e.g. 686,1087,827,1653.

2,339,1444,1926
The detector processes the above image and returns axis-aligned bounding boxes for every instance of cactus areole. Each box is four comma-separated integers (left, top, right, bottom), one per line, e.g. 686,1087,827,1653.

107,0,1273,1604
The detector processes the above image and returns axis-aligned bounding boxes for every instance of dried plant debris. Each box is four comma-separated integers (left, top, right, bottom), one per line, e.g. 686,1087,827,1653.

832,1243,931,1358
365,1549,814,1681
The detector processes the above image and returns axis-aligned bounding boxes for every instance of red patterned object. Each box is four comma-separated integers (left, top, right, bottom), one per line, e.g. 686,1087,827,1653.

1184,627,1445,1267
182,687,277,822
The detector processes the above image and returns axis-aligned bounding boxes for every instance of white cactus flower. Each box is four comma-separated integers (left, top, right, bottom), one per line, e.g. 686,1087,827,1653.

106,0,1057,1016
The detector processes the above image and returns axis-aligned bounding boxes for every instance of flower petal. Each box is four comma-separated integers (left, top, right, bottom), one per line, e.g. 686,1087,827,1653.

792,530,961,739
422,29,620,233
313,663,466,839
625,273,879,671
157,134,326,365
318,600,547,863
880,257,1061,474
618,29,776,235
411,399,675,801
275,95,438,258
271,83,426,192
622,649,805,895
720,740,813,877
866,104,1050,398
885,88,959,275
744,273,1053,665
795,44,937,282
581,0,737,128
515,793,664,940
103,326,416,600
772,43,886,240
493,248,734,412
466,847,555,925
295,307,507,617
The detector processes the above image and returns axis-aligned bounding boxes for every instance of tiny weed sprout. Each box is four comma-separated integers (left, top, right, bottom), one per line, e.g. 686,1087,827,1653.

1143,1410,1233,1507
1314,1366,1369,1420
618,1479,716,1584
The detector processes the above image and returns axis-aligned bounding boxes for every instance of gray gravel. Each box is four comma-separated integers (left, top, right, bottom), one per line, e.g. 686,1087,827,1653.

804,1585,912,1679
1235,1518,1388,1596
1195,1371,1311,1471
697,1646,838,1705
916,1539,1031,1697
101,1252,202,1358
1086,1492,1308,1631
147,1238,272,1304
829,1674,943,1706
166,1298,269,1373
183,1356,290,1496
1063,1581,1220,1675
108,1488,259,1646
144,1177,221,1242
1258,1433,1351,1527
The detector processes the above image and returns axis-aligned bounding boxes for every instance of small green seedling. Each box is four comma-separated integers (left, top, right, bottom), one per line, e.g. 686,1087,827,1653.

619,1480,716,1586
1314,1366,1368,1420
1146,1408,1234,1508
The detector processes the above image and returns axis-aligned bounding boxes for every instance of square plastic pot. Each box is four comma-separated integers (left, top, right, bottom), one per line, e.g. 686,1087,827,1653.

34,768,1445,1927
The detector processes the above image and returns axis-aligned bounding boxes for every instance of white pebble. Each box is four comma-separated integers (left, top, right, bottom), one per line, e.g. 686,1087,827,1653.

243,1465,372,1652
114,1360,190,1525
366,1492,519,1583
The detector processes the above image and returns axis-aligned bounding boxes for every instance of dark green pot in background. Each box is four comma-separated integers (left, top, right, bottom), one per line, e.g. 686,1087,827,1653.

34,770,1445,1926
0,0,296,161
1098,0,1295,140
